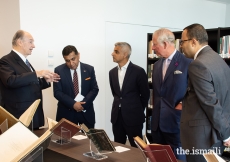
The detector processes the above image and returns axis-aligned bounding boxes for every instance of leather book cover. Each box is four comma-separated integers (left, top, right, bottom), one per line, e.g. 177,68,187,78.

50,118,81,139
134,136,177,162
81,123,116,153
134,136,157,162
148,144,177,162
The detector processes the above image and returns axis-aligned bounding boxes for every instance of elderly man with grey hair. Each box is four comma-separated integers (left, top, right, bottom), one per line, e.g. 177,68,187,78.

0,30,60,129
150,28,192,160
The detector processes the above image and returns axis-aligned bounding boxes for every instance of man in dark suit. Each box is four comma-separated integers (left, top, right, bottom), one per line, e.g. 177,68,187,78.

53,45,99,129
109,42,150,147
0,30,60,129
180,23,230,162
151,28,192,160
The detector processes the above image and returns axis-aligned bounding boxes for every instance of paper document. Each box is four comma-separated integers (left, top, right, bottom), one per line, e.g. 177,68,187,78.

74,94,86,112
72,135,87,140
74,94,84,102
115,146,130,153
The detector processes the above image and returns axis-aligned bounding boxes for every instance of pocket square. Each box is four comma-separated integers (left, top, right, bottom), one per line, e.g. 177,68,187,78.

174,70,182,74
85,77,91,80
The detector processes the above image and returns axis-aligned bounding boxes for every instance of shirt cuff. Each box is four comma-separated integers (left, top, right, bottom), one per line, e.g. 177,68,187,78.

223,136,230,142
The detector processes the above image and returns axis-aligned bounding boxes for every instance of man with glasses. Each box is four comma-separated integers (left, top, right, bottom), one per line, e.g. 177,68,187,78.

180,23,230,162
151,28,192,160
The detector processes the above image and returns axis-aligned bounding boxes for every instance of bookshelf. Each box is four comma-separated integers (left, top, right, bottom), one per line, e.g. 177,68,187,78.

146,27,230,142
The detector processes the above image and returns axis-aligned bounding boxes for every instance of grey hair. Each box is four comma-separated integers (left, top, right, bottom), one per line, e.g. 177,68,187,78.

153,28,175,44
12,30,25,46
115,42,132,58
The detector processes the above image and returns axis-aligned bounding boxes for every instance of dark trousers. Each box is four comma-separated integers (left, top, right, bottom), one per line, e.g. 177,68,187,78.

112,109,143,147
73,111,94,129
151,127,186,161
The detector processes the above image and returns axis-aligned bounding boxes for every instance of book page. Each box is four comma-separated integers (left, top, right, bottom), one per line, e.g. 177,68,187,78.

0,122,38,162
13,129,52,162
203,150,225,162
47,117,58,130
134,136,147,149
19,99,41,127
144,135,150,144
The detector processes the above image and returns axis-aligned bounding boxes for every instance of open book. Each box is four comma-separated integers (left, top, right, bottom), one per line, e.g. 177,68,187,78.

81,123,116,153
0,99,40,134
134,136,177,162
203,150,225,162
47,117,81,139
0,99,53,162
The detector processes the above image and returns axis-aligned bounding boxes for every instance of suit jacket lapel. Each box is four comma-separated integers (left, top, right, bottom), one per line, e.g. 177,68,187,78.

12,51,31,72
80,63,88,93
159,59,164,84
113,66,121,93
63,65,74,94
121,62,133,93
163,52,180,82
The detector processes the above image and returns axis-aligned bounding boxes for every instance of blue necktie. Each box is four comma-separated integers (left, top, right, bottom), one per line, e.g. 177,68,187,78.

25,59,32,71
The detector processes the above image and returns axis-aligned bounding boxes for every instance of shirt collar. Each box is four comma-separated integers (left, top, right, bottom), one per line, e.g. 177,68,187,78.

117,60,130,70
71,62,81,72
167,49,176,61
12,49,27,62
194,45,208,60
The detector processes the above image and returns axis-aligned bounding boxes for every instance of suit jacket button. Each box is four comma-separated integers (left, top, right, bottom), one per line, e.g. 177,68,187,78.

120,97,122,99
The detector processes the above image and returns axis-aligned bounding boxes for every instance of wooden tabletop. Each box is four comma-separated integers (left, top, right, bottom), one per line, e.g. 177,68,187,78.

34,129,146,162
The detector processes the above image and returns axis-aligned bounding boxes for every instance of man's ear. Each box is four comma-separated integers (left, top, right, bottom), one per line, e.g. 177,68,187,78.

191,38,198,47
17,39,23,47
163,41,168,49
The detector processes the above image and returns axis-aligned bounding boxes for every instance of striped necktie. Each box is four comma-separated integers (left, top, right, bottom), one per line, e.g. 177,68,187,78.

73,70,79,96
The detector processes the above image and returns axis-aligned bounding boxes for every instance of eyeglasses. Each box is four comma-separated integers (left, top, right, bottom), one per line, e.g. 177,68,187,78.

180,39,192,45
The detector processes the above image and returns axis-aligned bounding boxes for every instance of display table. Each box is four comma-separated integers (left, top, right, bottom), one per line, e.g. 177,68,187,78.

34,129,145,162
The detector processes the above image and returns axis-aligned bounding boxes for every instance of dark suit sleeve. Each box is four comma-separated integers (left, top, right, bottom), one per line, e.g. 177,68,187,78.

39,78,50,90
138,68,150,109
81,67,99,110
109,70,115,97
189,61,230,140
53,68,76,109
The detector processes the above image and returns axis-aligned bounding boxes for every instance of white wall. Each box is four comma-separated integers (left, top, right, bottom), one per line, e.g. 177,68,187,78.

226,4,230,26
0,0,20,57
0,0,227,139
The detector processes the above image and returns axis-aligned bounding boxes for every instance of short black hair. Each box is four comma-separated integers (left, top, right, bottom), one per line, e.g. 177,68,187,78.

183,23,208,45
62,45,79,56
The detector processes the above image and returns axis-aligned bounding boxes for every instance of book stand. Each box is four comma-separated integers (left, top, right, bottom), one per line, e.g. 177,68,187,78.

83,136,108,160
134,141,175,162
51,127,71,145
31,118,34,132
0,119,8,134
20,146,43,162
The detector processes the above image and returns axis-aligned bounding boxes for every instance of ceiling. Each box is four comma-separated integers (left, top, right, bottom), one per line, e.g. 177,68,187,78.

206,0,230,4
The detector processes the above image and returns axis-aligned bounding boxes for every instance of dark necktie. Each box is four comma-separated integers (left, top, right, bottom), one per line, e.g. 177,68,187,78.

73,70,79,96
25,59,32,71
